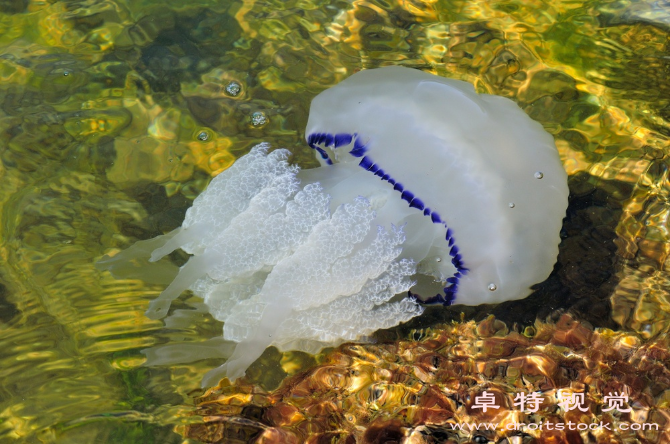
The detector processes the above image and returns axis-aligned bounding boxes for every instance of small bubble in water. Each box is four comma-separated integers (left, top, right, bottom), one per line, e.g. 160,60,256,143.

251,111,267,126
488,283,497,291
435,257,442,262
225,81,241,96
534,171,544,179
509,202,515,208
197,131,209,141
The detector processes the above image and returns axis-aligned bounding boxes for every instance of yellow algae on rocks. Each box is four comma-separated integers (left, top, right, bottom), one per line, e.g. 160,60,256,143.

186,315,670,443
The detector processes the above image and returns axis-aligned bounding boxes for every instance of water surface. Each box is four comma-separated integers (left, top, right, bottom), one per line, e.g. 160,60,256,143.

0,0,668,442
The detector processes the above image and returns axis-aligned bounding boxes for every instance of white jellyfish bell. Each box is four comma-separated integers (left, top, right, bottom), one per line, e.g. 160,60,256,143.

97,66,569,386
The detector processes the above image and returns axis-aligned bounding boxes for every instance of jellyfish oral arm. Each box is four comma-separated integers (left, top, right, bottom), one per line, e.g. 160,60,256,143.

205,299,294,385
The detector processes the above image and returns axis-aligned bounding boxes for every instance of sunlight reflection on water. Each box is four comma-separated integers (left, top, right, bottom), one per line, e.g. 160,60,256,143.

0,0,668,442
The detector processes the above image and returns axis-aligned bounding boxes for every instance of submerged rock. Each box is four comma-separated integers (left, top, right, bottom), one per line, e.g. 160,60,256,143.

186,315,670,443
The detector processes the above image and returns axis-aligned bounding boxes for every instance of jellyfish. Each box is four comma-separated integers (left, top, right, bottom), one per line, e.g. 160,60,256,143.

98,66,568,386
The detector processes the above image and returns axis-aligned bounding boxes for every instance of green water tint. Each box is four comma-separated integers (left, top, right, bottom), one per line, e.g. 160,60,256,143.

0,0,667,442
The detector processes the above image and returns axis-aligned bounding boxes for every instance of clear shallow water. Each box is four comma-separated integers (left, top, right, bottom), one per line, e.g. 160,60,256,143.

0,0,668,442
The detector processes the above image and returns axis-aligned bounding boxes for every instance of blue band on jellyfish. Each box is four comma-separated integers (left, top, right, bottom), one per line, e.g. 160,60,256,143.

307,132,362,165
307,131,468,306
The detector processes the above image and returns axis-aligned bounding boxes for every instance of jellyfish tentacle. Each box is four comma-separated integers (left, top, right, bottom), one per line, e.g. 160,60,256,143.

145,254,211,319
149,223,209,262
